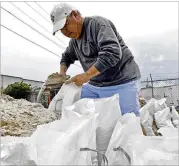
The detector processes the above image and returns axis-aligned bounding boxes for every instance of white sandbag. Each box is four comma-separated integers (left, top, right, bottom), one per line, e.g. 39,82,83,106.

140,98,156,115
155,107,174,128
72,94,121,165
31,98,98,165
94,94,121,147
140,98,156,136
140,98,172,135
154,98,167,113
1,137,37,165
94,94,121,165
48,83,81,117
171,106,179,128
131,135,179,165
158,127,179,137
106,113,143,165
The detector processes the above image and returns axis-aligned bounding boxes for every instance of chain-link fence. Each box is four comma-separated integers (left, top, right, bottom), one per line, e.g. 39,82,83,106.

139,74,179,107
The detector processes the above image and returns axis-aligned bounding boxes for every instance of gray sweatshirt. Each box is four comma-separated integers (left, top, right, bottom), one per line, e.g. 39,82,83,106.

60,16,141,87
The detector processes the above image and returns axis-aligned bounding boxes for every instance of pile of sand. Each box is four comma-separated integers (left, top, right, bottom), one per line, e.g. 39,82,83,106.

0,94,57,136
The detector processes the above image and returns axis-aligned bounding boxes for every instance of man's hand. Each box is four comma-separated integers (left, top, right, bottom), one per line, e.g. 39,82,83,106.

65,66,100,86
59,65,68,77
65,72,90,86
58,72,66,77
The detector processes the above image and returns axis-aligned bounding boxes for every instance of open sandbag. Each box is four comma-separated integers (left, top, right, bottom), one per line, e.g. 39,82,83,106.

48,83,81,118
72,94,121,165
31,98,98,165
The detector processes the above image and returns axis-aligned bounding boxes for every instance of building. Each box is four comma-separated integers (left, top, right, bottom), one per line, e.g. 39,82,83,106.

0,74,44,90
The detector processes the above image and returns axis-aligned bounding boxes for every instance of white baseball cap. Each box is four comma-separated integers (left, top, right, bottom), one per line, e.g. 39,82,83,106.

50,3,77,35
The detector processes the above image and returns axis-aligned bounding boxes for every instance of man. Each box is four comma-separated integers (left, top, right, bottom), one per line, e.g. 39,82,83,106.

50,3,141,116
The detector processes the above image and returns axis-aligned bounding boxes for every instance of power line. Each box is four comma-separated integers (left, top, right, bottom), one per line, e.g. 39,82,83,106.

1,24,81,68
1,6,65,50
24,2,51,24
34,1,49,16
9,2,66,45
1,24,60,58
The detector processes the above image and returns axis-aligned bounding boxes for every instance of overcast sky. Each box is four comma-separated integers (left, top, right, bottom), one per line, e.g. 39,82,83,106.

1,1,178,81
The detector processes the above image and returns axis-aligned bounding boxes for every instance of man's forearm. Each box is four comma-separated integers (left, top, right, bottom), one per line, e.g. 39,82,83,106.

86,66,100,79
60,64,68,75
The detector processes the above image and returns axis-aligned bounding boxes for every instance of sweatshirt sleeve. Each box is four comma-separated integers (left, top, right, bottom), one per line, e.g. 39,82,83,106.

60,40,78,68
93,21,122,73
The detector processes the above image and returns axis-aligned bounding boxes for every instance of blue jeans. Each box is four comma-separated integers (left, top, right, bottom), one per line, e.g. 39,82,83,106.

81,80,140,116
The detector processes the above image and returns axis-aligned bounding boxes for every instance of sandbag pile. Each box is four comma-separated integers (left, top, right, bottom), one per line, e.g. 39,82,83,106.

140,98,179,136
106,113,178,165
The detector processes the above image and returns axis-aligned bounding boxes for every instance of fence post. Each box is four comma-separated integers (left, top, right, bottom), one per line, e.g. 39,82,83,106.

150,74,154,98
146,78,149,88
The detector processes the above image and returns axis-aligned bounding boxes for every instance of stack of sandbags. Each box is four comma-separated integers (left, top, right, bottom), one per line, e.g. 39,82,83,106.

106,113,179,165
140,98,179,136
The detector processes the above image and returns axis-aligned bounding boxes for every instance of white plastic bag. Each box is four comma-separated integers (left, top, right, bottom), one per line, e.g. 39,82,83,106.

154,98,167,113
72,94,121,165
140,98,156,136
155,107,174,128
140,98,169,135
94,94,121,150
1,137,37,165
131,135,179,165
32,98,98,165
94,94,121,164
106,113,143,165
48,83,81,117
140,98,156,115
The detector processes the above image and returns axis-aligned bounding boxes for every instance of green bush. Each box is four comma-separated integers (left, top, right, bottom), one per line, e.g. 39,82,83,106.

4,82,31,99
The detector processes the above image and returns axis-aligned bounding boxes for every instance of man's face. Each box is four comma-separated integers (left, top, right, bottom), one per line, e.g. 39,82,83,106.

60,11,83,39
